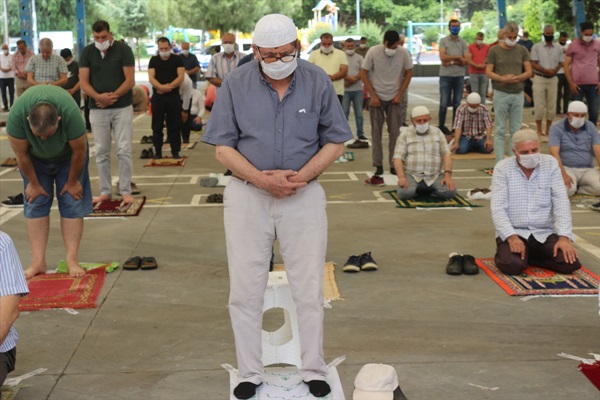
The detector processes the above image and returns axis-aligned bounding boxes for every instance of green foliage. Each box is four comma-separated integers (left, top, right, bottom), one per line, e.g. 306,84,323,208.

349,19,383,46
523,0,542,42
423,26,440,46
460,26,480,45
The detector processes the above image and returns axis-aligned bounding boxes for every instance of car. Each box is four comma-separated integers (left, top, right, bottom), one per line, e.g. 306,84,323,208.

145,43,158,56
300,35,361,60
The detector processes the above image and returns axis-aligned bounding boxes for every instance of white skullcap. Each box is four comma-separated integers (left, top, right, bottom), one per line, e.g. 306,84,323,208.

253,14,298,48
411,106,430,118
467,92,481,104
568,100,588,114
512,129,539,146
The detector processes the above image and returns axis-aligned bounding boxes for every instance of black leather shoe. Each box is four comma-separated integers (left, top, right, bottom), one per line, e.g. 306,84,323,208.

140,149,148,159
305,380,331,397
462,255,479,275
446,254,463,275
233,382,260,399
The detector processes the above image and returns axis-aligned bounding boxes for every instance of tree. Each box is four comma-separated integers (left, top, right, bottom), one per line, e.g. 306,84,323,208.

119,0,148,70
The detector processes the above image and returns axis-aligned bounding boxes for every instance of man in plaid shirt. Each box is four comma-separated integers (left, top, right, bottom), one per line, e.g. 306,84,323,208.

450,92,493,154
393,106,457,199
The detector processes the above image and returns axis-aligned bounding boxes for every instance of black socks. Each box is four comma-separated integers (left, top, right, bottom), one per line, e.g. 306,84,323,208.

305,380,331,397
233,382,260,399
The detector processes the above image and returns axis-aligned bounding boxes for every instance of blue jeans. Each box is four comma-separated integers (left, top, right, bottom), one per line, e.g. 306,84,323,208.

21,151,93,219
493,90,523,164
342,90,364,138
469,74,487,104
439,76,465,128
571,84,599,125
456,135,493,154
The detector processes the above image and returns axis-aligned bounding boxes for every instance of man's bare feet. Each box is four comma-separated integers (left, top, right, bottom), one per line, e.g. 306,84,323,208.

92,194,112,204
66,259,86,277
24,263,47,279
121,194,135,204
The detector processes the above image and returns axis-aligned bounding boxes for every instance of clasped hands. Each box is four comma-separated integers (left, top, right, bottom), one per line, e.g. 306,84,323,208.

258,170,308,199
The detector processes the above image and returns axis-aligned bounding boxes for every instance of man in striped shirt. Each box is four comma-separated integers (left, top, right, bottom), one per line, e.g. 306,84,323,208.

0,231,29,395
450,92,493,154
206,33,244,89
491,129,581,275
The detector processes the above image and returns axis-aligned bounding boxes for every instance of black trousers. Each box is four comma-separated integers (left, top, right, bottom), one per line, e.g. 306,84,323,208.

556,73,570,114
0,78,14,109
151,91,182,156
0,347,16,389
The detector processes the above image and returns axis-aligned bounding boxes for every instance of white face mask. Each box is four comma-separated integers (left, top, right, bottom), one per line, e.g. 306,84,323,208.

468,106,478,113
181,50,189,56
384,47,397,57
476,40,484,46
359,43,367,49
570,116,586,128
2,50,7,55
159,51,171,58
320,45,333,54
65,59,73,66
345,49,355,56
222,44,235,54
583,35,594,43
517,152,541,169
415,123,429,134
95,40,110,52
261,58,297,80
504,38,517,47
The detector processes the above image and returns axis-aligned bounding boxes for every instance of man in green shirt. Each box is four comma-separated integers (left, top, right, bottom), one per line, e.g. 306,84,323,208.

6,85,92,278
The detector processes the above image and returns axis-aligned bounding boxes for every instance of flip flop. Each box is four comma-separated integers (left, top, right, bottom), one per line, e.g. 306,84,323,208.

140,257,158,270
123,256,141,270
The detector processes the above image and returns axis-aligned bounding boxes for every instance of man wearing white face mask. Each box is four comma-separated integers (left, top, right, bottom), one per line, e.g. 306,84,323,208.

79,20,136,204
548,101,600,196
491,129,581,275
393,106,456,199
564,21,600,126
308,32,348,103
59,48,81,107
0,44,14,111
486,21,532,164
466,32,489,104
206,32,243,88
201,14,352,400
179,42,200,89
451,92,493,154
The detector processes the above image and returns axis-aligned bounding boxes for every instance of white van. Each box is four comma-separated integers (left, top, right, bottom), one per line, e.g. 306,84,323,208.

300,35,361,60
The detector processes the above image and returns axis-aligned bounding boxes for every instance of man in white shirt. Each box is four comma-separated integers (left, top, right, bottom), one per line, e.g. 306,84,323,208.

0,44,14,111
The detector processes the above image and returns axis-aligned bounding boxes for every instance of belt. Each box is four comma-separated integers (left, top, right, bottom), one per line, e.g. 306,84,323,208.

535,73,554,79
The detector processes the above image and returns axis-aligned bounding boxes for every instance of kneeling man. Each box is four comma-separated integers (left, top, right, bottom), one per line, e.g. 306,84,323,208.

450,92,493,154
491,129,581,275
393,106,457,199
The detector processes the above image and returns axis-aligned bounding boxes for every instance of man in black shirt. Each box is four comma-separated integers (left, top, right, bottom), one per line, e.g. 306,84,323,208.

60,48,81,106
148,37,185,158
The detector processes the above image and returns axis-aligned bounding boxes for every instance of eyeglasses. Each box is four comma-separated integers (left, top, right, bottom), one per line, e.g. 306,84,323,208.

257,46,297,64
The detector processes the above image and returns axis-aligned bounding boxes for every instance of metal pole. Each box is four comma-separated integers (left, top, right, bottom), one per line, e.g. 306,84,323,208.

440,0,444,33
3,0,9,44
356,0,360,34
18,0,33,49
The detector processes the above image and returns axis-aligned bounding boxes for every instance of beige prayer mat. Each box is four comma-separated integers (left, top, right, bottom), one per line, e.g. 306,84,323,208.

272,261,341,300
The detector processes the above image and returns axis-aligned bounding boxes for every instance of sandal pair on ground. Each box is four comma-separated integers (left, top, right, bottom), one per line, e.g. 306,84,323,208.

123,256,158,271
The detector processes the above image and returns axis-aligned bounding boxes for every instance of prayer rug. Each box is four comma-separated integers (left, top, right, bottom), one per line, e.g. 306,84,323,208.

481,168,494,176
0,386,20,400
570,193,600,208
272,262,340,301
144,156,187,167
451,152,495,160
56,261,119,274
476,258,599,296
385,190,480,209
87,197,145,217
19,267,106,311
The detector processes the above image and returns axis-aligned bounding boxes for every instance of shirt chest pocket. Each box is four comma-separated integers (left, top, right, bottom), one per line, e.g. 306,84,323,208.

533,184,552,207
294,112,319,143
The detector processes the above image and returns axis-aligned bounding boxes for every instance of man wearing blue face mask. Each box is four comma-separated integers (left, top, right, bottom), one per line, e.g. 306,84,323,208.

201,14,353,400
548,101,600,196
491,129,581,275
79,20,136,204
438,19,469,135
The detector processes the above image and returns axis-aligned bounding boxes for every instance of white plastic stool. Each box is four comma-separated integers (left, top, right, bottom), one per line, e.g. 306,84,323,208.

261,271,302,367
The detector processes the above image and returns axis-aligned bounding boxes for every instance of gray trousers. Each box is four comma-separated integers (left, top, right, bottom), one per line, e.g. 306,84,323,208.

224,177,328,384
370,100,402,169
396,174,457,199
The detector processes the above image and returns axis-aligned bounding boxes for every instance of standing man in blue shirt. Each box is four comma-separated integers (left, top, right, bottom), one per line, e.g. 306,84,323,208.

202,14,352,400
0,231,30,396
549,100,600,196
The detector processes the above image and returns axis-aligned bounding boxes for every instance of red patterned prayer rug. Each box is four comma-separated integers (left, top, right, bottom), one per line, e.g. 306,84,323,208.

476,258,599,296
87,197,145,217
19,268,106,311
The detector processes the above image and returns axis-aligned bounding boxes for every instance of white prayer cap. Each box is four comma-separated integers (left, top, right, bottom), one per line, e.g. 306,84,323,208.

568,100,588,114
512,129,539,146
411,106,430,118
467,92,481,104
253,14,298,48
353,363,399,400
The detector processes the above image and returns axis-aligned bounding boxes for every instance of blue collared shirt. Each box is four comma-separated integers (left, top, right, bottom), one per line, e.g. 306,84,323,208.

0,231,29,353
202,60,353,171
491,155,574,243
548,118,600,168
